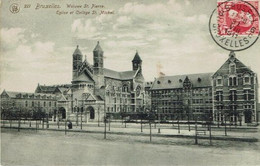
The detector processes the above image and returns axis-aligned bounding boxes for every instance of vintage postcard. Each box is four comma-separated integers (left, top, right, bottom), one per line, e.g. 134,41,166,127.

1,0,260,165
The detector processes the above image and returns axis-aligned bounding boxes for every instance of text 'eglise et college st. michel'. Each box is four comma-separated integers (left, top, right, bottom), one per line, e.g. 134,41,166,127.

1,42,259,125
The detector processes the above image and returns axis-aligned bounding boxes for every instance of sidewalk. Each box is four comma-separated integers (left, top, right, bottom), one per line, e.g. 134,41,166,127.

1,120,259,142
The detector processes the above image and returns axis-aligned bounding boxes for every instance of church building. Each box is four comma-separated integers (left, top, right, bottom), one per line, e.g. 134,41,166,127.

67,42,145,122
1,42,146,123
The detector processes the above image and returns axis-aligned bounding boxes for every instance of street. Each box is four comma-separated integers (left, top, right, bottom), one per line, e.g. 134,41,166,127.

1,128,260,166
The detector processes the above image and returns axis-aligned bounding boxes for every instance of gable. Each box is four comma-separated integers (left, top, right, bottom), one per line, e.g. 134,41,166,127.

1,91,9,98
73,72,94,82
213,57,253,78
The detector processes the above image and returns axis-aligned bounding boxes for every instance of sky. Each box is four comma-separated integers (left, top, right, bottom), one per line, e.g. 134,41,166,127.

0,0,259,93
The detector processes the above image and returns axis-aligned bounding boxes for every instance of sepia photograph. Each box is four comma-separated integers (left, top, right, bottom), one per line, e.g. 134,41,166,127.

0,0,260,165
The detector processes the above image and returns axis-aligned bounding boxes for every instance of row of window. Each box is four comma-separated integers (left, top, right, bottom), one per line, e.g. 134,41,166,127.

215,104,253,110
106,92,131,97
152,89,211,95
215,90,253,101
25,101,57,107
216,75,252,86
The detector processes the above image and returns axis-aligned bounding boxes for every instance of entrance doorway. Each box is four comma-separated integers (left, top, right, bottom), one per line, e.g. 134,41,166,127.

59,107,66,119
86,106,95,119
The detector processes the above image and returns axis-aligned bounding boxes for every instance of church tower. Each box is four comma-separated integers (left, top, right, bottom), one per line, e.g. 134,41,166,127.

72,45,83,80
93,41,104,89
132,51,142,71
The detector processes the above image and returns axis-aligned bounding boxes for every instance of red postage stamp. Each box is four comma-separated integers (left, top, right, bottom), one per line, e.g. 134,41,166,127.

217,0,259,36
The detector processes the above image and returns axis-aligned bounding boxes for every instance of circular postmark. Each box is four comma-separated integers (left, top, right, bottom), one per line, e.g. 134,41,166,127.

209,0,260,51
9,3,20,14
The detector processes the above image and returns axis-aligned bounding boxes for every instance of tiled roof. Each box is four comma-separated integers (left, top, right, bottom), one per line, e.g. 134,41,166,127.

37,84,71,94
38,86,57,93
104,68,136,80
2,91,56,99
145,81,154,88
151,73,213,90
73,73,94,82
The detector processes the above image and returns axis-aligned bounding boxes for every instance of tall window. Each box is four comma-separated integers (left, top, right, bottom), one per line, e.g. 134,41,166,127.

229,90,237,101
216,91,223,101
32,101,34,107
44,101,46,107
25,101,28,107
244,74,251,85
229,76,237,86
244,90,251,101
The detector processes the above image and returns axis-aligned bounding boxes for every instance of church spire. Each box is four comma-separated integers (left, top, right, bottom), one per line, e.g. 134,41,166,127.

73,45,82,55
93,41,103,52
132,50,142,62
132,50,142,71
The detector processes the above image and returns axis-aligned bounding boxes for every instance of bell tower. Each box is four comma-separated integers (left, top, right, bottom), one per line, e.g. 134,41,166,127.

132,51,142,71
93,41,104,89
72,45,83,80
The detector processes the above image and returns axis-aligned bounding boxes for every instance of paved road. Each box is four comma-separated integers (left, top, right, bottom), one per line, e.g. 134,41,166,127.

1,128,260,166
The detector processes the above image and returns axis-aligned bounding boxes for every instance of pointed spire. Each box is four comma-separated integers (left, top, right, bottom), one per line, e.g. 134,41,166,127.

85,55,87,61
93,41,103,52
73,45,82,55
132,50,142,62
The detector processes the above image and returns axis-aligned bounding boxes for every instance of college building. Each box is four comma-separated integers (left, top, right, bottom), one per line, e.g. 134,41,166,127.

150,52,259,124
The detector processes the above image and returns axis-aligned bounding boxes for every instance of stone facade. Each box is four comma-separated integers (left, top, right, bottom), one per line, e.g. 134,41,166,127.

69,42,146,122
0,91,59,119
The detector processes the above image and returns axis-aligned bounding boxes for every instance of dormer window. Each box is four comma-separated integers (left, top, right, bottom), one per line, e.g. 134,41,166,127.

216,76,223,86
243,74,251,85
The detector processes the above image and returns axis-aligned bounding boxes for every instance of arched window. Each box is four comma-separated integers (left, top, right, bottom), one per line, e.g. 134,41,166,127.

229,76,237,86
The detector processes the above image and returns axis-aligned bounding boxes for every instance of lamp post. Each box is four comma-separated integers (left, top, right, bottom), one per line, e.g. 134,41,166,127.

104,84,107,139
98,105,100,127
18,107,21,132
